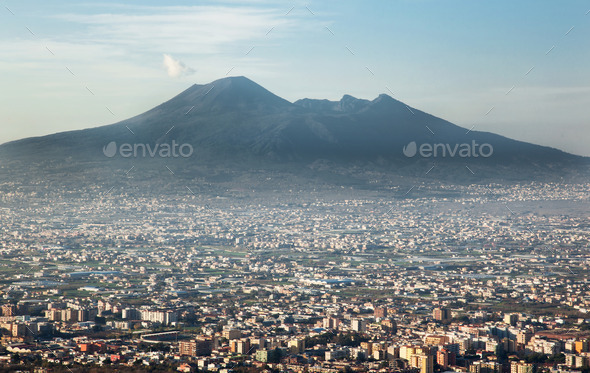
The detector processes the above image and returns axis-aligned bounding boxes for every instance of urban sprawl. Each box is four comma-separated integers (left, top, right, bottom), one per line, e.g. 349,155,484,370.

0,181,588,373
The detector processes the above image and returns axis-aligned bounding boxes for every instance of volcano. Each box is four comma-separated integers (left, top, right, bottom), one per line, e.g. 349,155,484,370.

0,76,587,184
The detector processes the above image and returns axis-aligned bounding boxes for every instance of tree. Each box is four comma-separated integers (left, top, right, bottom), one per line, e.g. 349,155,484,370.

342,365,353,373
11,352,20,364
547,353,565,364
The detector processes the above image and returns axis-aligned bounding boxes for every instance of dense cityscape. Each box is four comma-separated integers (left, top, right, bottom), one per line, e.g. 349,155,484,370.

0,181,588,373
2,0,589,372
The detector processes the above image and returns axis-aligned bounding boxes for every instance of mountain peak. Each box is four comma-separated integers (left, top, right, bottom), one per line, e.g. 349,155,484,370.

340,94,357,101
160,76,293,114
209,75,262,90
339,94,370,112
372,93,396,103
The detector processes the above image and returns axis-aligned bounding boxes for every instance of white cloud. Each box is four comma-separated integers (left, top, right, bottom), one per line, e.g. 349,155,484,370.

162,54,194,78
53,5,304,55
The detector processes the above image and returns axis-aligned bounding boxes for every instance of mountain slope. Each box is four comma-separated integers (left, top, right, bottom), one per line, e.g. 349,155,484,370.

0,76,586,181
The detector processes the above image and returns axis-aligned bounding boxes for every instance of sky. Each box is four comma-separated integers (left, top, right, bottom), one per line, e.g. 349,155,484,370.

0,0,589,156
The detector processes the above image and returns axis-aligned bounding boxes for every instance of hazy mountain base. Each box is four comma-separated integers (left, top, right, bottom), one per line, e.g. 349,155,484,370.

0,155,588,202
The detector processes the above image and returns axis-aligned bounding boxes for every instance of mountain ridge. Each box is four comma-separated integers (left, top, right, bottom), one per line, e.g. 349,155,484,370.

0,76,587,184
